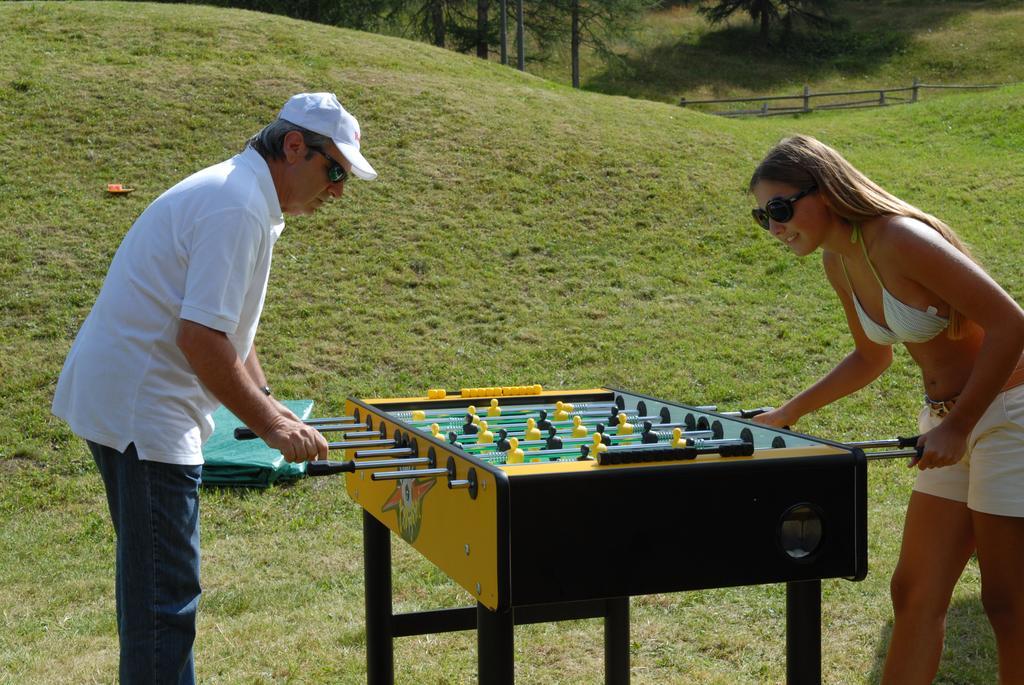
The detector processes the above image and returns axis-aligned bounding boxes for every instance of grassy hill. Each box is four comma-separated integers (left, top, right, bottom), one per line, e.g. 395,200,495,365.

1,2,1023,683
530,1,1024,105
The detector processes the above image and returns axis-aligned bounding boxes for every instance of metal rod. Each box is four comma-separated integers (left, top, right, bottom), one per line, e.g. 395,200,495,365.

354,457,431,470
316,423,369,432
338,431,381,439
328,439,394,450
452,424,646,444
720,406,773,419
475,447,581,462
606,438,747,454
847,439,903,448
354,448,413,458
416,410,612,431
233,421,367,441
848,436,918,449
394,401,619,421
371,468,450,481
305,416,356,425
653,424,715,435
865,449,920,461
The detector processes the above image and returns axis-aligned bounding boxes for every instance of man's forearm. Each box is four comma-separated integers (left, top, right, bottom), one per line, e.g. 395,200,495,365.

177,321,281,437
243,345,268,389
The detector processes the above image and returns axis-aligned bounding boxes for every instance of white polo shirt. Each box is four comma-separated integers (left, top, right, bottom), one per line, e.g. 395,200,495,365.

52,146,285,465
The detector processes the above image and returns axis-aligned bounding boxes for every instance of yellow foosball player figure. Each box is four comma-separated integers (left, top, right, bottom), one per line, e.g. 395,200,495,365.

477,421,494,445
430,423,442,439
590,433,609,460
553,401,573,421
506,437,525,464
487,398,501,417
571,415,588,438
671,427,687,449
524,417,541,442
615,412,634,436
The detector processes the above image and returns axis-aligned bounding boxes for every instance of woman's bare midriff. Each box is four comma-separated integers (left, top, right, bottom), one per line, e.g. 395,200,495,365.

906,322,984,401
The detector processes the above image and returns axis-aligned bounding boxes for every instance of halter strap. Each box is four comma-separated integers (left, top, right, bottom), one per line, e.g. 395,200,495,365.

850,224,885,288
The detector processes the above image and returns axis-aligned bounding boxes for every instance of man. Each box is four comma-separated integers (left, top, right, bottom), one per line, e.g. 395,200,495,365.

52,92,377,684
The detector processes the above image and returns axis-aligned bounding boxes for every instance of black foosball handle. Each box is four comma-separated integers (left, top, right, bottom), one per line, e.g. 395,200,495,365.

896,435,920,448
720,407,773,419
234,426,258,440
307,460,356,476
590,440,755,466
234,422,363,441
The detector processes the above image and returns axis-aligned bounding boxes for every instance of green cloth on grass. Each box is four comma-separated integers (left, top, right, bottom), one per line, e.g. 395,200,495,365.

200,400,314,488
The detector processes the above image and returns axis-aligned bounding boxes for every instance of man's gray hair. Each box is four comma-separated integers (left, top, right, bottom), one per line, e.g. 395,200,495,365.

247,119,332,161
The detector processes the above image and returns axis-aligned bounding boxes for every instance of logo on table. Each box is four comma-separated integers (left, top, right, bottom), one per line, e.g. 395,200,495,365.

381,470,435,543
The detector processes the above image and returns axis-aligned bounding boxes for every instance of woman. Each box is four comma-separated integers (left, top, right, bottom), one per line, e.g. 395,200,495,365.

749,134,1024,684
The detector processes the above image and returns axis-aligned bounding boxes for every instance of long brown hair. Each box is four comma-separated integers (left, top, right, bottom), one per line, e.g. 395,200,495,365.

750,134,970,338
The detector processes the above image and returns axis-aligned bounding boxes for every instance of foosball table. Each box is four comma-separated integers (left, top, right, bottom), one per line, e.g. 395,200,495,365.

290,386,891,684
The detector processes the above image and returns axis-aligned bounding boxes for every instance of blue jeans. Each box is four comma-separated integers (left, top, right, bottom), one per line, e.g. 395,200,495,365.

89,441,202,685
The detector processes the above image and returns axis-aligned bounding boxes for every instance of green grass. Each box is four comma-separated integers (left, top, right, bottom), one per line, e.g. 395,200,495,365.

1,1,1023,683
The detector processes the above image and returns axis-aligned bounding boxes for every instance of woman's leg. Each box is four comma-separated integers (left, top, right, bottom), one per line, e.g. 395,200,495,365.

881,491,975,685
972,511,1024,684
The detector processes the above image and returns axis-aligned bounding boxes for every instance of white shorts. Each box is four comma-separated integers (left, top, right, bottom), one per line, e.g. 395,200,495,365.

913,383,1024,518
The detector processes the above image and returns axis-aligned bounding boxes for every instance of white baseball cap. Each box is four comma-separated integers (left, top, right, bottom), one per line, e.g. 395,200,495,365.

278,92,377,181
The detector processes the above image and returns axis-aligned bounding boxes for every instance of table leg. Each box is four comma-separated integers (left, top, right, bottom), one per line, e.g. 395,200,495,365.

365,511,394,685
604,597,630,685
786,580,821,685
478,602,514,685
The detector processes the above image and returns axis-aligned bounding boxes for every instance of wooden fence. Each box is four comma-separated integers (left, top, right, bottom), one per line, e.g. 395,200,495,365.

678,80,1002,117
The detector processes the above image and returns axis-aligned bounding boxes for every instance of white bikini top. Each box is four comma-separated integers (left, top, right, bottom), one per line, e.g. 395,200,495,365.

840,225,949,345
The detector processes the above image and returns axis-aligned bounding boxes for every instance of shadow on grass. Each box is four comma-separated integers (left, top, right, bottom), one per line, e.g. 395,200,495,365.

867,595,998,683
584,1,1021,102
586,24,910,102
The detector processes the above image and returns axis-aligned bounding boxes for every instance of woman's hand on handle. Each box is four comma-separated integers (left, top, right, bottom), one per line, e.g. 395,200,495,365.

752,406,798,429
914,423,969,470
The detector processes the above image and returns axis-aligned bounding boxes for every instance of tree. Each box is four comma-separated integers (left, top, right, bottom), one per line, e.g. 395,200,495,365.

393,0,456,48
695,0,833,45
551,0,658,88
413,0,567,62
477,0,489,58
398,0,492,53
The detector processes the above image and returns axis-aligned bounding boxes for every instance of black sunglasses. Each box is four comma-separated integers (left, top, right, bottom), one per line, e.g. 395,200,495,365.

752,185,817,230
310,146,349,184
